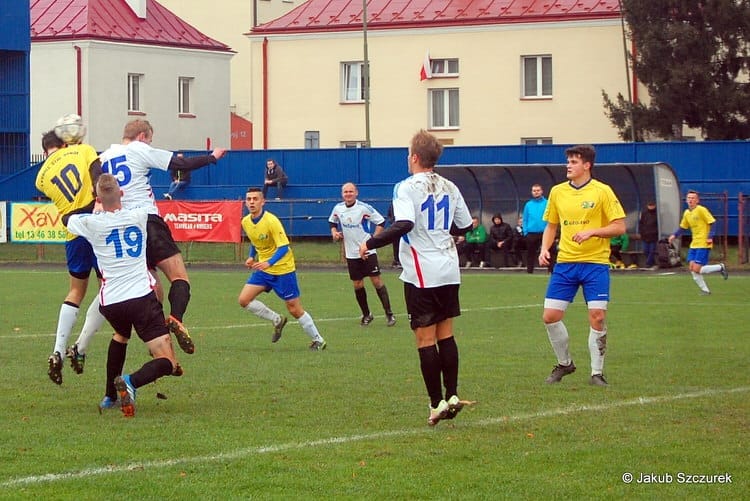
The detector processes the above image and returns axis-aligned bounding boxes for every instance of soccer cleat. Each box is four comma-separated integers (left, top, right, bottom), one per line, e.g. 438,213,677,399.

114,375,136,418
48,351,63,385
172,363,184,377
699,289,711,296
442,395,464,421
545,361,576,384
360,314,374,326
386,314,397,327
66,343,85,375
427,399,450,426
272,316,287,343
163,193,172,200
98,396,119,414
720,263,729,280
309,340,327,351
167,315,195,354
590,374,608,386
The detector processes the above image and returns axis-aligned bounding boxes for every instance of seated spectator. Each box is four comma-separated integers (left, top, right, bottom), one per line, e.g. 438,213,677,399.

489,213,514,268
262,158,288,199
163,167,191,200
610,233,630,269
463,216,489,268
512,216,526,267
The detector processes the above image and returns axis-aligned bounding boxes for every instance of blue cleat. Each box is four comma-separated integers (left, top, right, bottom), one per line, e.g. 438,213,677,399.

98,396,118,414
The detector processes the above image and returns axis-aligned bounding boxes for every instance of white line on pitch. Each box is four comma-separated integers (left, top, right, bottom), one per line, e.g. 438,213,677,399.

1,386,747,489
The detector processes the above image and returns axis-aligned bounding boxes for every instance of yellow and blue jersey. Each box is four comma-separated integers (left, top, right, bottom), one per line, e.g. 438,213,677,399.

241,210,296,275
679,205,715,248
544,179,626,264
35,144,99,241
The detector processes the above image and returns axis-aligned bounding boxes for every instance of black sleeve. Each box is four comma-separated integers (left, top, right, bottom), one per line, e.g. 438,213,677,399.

366,220,414,249
329,222,339,229
62,200,96,226
168,154,217,172
450,222,472,237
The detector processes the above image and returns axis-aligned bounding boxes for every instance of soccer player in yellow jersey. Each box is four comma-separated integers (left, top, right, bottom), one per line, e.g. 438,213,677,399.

668,190,728,295
239,188,326,351
35,130,103,385
538,145,626,387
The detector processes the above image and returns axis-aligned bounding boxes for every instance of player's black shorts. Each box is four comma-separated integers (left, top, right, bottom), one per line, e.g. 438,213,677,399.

403,282,461,330
347,254,381,281
146,214,181,269
100,291,169,343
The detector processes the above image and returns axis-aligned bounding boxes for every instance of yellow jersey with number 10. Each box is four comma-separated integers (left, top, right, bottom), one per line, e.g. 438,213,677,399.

35,144,98,217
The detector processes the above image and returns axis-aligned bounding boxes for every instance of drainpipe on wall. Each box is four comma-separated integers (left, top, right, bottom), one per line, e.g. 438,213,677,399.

263,37,268,150
631,40,638,104
74,45,82,115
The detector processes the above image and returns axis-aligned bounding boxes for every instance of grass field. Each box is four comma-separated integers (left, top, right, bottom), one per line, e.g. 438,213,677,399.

0,265,747,499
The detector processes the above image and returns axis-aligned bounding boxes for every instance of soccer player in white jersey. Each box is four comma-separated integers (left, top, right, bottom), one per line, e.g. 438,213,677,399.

538,145,626,387
67,174,180,417
359,130,473,426
99,119,227,355
329,182,396,327
239,187,327,351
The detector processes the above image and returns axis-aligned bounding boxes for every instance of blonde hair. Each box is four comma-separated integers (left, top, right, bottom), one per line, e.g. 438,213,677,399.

123,119,153,141
96,173,121,206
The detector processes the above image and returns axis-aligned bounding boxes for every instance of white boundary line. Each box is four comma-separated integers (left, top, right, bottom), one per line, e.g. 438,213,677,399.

2,386,748,488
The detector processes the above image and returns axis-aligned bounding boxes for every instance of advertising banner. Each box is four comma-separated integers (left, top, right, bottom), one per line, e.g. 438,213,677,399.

157,200,243,243
10,202,67,243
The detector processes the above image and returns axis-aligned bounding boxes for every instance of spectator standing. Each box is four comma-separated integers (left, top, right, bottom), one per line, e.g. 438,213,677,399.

489,213,514,268
668,190,728,295
463,216,489,268
639,200,659,268
262,159,288,199
512,216,526,267
522,184,548,274
329,182,396,327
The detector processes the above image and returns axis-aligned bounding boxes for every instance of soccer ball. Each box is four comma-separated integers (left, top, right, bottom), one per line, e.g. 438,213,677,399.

54,114,87,145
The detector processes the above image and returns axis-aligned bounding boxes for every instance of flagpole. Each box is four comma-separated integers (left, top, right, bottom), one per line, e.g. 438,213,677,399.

363,0,371,147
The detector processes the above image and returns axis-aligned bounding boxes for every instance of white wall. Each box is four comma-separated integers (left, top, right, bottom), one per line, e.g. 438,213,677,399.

31,40,232,151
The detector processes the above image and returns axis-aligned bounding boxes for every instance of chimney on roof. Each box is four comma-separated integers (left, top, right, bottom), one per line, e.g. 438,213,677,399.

125,0,147,19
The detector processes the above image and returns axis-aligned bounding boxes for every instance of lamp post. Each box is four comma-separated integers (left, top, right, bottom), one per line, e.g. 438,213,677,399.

363,0,371,147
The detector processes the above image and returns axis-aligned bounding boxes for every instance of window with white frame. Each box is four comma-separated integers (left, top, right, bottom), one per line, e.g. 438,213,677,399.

430,58,459,77
178,77,194,114
429,88,459,129
522,137,553,145
341,62,365,102
304,131,320,149
522,55,552,98
128,73,142,112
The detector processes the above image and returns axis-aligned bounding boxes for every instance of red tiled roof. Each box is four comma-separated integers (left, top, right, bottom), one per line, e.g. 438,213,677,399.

31,0,232,51
252,0,620,34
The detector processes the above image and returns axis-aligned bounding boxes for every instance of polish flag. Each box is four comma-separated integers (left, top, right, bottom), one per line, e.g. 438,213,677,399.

420,51,432,81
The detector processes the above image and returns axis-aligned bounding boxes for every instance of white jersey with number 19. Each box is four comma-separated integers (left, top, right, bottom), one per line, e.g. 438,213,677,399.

392,171,472,288
66,207,155,306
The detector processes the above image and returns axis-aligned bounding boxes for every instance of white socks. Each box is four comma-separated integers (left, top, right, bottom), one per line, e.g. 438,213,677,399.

700,264,722,274
74,296,105,354
298,311,324,342
245,300,281,324
54,303,79,355
545,320,571,366
588,327,607,375
691,271,709,293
